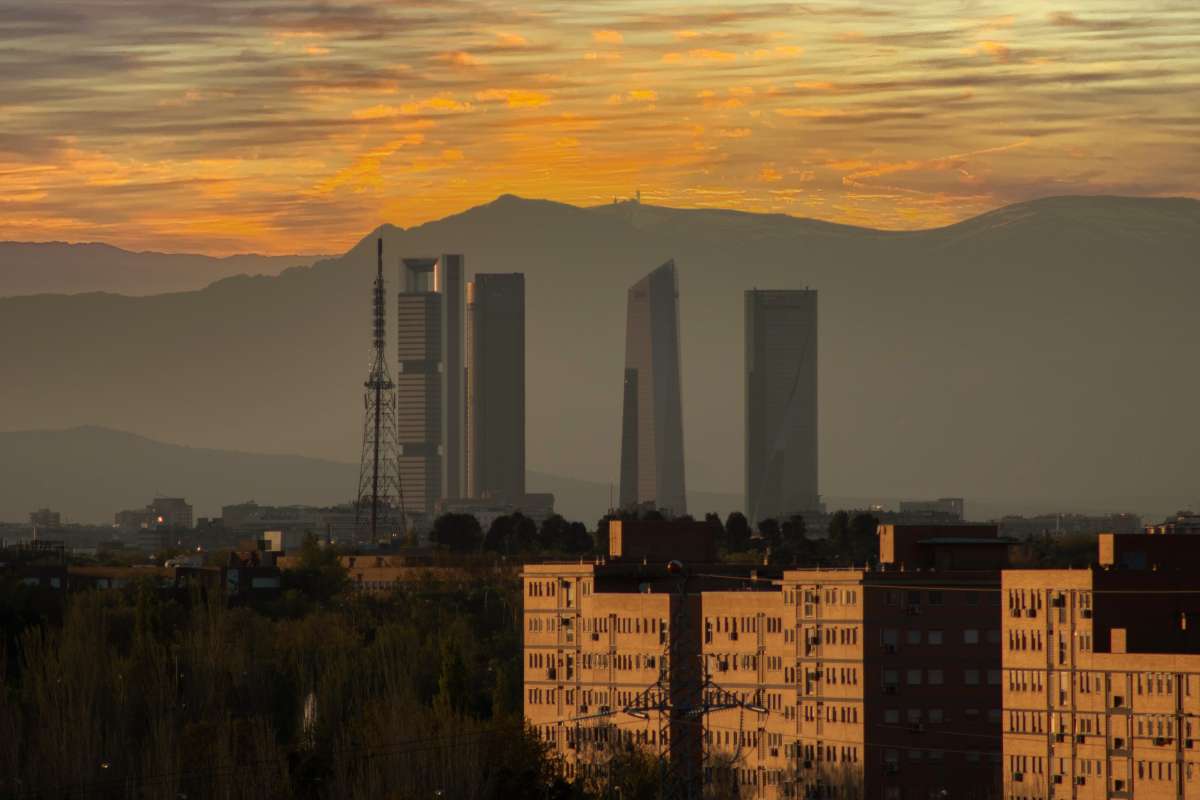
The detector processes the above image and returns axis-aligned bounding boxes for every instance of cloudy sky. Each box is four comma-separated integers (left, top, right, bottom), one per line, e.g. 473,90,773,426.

2,0,1197,254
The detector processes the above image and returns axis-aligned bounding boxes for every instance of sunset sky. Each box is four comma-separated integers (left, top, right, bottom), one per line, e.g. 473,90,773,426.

2,0,1197,254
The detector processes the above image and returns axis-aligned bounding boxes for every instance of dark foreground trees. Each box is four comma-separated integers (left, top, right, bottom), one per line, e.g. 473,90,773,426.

0,570,588,800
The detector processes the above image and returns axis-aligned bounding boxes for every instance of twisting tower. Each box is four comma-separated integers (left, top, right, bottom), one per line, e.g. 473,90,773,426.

354,238,404,544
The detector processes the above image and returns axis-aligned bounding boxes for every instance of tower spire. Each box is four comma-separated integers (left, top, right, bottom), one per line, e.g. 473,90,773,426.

354,237,402,545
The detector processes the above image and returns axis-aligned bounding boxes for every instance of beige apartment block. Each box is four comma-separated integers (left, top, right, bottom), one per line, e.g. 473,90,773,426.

524,521,1010,798
1003,534,1200,800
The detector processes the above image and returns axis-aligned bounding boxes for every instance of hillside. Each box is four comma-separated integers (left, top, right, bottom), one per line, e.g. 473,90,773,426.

1,195,1198,515
0,241,325,296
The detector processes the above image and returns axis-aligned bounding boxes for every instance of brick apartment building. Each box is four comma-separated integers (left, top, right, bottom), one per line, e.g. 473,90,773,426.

523,521,1012,798
1002,533,1200,800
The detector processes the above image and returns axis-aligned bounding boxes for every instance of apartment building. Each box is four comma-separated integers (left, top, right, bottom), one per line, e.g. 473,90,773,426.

1003,533,1200,800
524,521,1010,798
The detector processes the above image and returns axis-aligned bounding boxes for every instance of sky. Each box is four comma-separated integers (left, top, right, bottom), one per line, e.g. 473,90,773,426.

1,0,1197,255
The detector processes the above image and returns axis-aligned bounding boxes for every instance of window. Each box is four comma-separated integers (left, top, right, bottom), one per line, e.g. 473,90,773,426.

907,590,921,606
929,669,944,686
928,591,943,606
886,591,899,606
964,629,980,644
885,709,899,724
907,669,923,686
928,630,943,645
987,669,1001,685
987,629,1001,644
906,629,921,645
884,669,899,686
882,629,899,646
907,708,921,724
929,708,944,723
965,669,981,686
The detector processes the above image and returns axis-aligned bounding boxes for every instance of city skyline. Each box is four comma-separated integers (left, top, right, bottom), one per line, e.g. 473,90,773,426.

1,1,1197,254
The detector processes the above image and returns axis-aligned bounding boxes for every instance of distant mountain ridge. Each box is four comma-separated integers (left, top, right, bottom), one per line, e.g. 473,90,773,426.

1,194,1198,515
0,241,327,296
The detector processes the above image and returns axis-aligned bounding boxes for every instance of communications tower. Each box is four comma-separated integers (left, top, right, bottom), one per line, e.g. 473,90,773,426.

354,238,404,544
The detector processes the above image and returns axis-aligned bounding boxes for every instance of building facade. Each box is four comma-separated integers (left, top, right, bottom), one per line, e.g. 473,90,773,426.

745,289,819,523
397,255,465,514
524,522,1007,798
466,272,525,503
1002,533,1200,800
619,260,687,516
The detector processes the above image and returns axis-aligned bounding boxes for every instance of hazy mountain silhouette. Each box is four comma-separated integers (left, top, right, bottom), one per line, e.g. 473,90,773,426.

0,241,325,296
1,195,1197,517
0,425,659,524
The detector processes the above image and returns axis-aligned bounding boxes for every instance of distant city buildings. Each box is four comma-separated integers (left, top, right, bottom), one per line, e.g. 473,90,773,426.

997,511,1142,539
466,272,525,504
114,496,193,530
899,497,965,520
619,260,687,516
745,289,819,522
29,508,61,528
1144,510,1200,535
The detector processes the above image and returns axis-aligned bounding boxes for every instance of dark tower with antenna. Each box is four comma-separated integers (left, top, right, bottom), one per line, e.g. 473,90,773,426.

354,238,404,544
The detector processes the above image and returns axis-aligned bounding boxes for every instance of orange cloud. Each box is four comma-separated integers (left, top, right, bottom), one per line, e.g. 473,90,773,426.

592,30,623,45
758,166,783,182
475,89,552,108
627,89,658,102
434,51,483,68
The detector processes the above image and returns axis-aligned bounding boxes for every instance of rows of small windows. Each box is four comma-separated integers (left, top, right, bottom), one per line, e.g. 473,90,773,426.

1007,628,1045,651
801,626,860,647
527,580,558,598
703,615,784,641
883,707,948,726
578,652,659,671
883,667,999,687
1007,588,1093,616
578,615,665,636
800,704,860,724
784,587,859,606
881,627,999,648
788,665,859,686
1002,668,1200,698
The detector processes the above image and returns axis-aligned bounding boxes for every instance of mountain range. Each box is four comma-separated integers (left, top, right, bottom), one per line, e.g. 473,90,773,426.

1,194,1198,519
0,241,325,296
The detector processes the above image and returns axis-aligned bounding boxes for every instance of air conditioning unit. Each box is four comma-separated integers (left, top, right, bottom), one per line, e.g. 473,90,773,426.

770,747,779,757
1025,608,1037,618
884,685,898,695
1187,739,1194,749
1113,695,1125,707
1082,609,1093,618
1053,775,1063,785
1076,734,1085,743
591,632,600,641
547,668,557,679
1052,596,1066,607
1010,608,1022,618
1075,776,1086,786
802,760,813,770
1113,779,1125,791
906,606,922,616
1012,772,1023,782
579,704,589,712
1154,736,1167,746
884,644,897,654
1054,732,1066,742
731,631,739,641
1113,737,1125,750
909,723,925,733
884,764,900,775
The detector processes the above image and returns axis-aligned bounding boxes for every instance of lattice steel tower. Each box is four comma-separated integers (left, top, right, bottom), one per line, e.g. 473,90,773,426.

354,238,404,544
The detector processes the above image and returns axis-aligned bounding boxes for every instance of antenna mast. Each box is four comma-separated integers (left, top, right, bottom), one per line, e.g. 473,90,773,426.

354,238,402,545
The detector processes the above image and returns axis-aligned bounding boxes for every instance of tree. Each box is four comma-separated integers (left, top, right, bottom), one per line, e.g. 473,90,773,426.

431,513,483,552
724,512,751,552
849,512,880,562
484,513,538,554
758,518,781,550
284,533,349,602
436,641,470,712
828,510,851,550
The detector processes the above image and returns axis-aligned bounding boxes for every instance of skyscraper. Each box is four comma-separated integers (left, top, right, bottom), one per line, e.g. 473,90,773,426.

466,273,525,503
396,254,465,515
745,289,818,523
619,259,687,515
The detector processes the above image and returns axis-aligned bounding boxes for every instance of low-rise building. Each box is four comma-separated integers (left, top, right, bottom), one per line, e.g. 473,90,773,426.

1002,532,1200,799
524,521,1012,798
